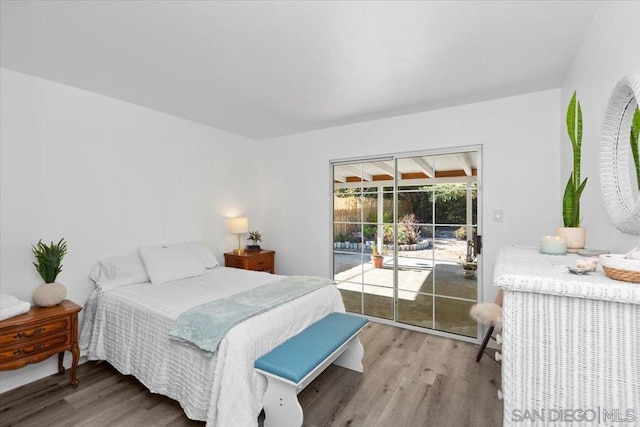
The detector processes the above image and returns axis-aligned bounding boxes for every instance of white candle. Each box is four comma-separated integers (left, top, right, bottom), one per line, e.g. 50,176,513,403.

539,235,568,255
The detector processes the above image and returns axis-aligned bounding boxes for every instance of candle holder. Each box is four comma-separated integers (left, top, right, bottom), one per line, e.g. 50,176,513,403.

540,236,568,255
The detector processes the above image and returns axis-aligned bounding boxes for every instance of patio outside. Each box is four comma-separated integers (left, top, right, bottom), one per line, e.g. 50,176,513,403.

333,152,480,339
334,228,478,338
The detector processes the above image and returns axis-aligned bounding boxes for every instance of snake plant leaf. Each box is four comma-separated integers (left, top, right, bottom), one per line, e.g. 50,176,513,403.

562,174,577,227
631,107,640,190
573,177,588,227
577,100,583,148
566,91,577,150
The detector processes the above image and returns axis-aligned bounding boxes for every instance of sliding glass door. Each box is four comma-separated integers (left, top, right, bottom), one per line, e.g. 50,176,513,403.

332,149,480,340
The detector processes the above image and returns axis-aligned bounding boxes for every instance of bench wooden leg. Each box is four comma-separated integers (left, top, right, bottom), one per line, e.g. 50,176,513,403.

263,377,303,427
333,336,364,373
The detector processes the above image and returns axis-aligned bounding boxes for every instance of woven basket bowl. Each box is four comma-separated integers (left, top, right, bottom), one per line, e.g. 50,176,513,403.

600,254,640,283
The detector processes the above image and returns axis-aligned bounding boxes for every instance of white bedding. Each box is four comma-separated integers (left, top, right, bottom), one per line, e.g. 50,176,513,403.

80,267,345,426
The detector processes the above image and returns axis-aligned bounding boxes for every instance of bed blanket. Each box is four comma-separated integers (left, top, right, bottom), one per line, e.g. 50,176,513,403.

170,275,330,355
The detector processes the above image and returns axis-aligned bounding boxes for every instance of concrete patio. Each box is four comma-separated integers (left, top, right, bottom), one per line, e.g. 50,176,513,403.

334,252,478,338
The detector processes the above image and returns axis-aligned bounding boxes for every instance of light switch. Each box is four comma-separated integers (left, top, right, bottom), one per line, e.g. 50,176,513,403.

493,209,503,222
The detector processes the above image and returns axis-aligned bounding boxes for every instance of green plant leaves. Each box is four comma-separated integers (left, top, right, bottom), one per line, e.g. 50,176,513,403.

32,238,67,283
566,91,577,150
631,107,640,190
563,91,586,227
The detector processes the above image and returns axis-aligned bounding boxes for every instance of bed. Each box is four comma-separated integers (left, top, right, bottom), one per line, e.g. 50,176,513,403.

79,243,345,426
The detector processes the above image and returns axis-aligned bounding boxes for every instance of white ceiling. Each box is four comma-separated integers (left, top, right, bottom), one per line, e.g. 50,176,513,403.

0,1,600,140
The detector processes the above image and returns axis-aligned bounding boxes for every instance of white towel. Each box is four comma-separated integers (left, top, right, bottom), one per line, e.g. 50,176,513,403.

0,293,20,309
0,300,31,321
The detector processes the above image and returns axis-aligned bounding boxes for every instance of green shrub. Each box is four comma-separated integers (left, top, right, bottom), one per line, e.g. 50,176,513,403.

454,226,467,240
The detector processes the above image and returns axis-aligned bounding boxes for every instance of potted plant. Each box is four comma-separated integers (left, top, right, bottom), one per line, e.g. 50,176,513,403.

371,244,384,268
557,91,588,250
457,246,477,280
246,230,262,252
31,238,68,307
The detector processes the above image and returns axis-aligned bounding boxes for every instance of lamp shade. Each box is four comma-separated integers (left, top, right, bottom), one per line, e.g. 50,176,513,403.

229,217,249,234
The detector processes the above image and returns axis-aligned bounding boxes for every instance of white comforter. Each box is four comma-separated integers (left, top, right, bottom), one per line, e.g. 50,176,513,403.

80,267,345,426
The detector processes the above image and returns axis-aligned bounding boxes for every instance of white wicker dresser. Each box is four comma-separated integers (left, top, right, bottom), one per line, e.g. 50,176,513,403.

494,246,640,426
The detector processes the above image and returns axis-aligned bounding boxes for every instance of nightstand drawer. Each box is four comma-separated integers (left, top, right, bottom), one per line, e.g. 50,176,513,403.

0,318,69,347
247,254,274,271
225,256,246,269
224,250,275,274
0,331,70,364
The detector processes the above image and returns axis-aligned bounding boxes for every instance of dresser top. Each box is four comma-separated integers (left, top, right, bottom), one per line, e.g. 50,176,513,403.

494,246,640,305
0,299,81,329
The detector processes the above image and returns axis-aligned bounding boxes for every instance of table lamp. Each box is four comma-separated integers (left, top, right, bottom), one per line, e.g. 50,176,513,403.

229,217,249,255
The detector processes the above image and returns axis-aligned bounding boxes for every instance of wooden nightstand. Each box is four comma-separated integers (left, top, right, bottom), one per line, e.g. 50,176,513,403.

0,299,82,388
224,250,276,274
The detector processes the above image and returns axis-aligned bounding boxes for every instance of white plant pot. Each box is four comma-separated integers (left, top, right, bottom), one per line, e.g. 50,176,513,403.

556,227,586,250
33,282,66,307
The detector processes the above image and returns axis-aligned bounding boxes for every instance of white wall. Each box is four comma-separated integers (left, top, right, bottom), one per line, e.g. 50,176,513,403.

560,1,640,251
0,68,260,392
258,89,561,307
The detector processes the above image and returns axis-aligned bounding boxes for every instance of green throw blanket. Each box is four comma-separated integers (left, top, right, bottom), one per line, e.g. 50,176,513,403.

169,275,332,355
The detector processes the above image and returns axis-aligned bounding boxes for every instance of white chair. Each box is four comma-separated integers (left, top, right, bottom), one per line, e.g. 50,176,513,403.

470,288,503,362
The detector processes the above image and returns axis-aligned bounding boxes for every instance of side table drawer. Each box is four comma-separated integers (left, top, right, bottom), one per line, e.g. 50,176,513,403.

0,331,71,364
247,254,274,271
0,318,70,347
225,256,246,269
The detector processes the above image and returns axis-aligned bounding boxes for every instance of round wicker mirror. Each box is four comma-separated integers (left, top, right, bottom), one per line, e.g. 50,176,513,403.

600,71,640,235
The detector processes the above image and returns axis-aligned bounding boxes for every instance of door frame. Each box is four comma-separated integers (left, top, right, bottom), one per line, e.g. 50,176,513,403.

330,145,483,344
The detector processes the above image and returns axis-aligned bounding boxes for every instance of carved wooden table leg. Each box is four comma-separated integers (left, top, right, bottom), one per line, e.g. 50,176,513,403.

70,343,80,388
58,351,66,375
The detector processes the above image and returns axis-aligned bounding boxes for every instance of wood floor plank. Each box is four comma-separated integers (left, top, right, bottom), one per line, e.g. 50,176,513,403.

327,345,413,426
374,376,436,427
0,322,502,427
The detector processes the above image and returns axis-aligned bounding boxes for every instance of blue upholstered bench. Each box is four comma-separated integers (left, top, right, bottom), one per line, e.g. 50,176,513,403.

255,312,368,427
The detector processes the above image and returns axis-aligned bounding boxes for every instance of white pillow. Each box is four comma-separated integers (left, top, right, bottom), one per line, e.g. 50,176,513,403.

89,253,150,291
139,244,208,285
170,241,219,269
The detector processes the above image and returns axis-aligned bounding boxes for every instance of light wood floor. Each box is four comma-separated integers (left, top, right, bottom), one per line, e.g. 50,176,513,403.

0,322,502,427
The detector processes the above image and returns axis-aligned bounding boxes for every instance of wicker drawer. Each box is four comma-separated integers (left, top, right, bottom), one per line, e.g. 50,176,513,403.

0,318,69,347
247,254,274,271
0,331,70,364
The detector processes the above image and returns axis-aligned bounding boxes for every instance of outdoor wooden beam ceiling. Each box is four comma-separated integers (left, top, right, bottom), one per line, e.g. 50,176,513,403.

456,152,473,176
410,157,434,177
333,173,347,183
339,165,373,181
372,161,398,179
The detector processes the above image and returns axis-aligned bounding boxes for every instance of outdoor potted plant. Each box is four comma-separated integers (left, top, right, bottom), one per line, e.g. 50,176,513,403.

457,240,477,279
31,238,68,307
246,230,262,252
458,254,477,279
557,91,588,250
371,244,384,268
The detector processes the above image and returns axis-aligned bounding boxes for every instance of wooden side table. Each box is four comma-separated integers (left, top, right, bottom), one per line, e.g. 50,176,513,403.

0,299,82,387
224,250,276,274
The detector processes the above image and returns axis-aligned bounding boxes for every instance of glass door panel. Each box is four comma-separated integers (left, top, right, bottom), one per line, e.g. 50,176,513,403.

333,149,480,340
434,297,477,338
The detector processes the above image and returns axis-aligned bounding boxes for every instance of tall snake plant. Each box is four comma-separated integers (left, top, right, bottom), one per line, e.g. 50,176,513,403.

631,106,640,190
562,91,588,228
